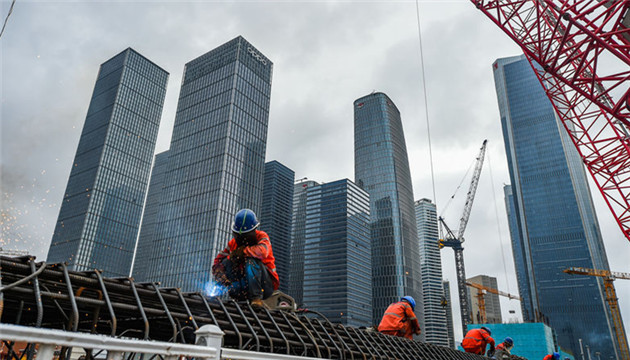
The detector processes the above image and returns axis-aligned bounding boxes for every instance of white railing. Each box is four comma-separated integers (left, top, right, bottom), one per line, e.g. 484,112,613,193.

0,324,222,360
0,324,326,360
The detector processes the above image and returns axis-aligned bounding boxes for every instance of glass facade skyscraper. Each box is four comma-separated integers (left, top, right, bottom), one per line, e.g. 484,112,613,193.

504,184,534,322
289,179,318,305
443,280,456,349
259,160,295,294
48,48,168,277
466,274,502,324
144,36,273,291
303,179,372,327
354,92,422,323
415,198,448,345
132,150,169,281
494,54,618,358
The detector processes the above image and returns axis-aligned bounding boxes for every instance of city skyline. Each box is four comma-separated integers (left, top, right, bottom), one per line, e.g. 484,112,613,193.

3,1,629,343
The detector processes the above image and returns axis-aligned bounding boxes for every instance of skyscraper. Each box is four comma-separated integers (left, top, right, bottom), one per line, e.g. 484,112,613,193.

132,151,170,281
302,179,372,327
354,92,422,323
466,274,503,324
504,184,534,322
259,160,295,294
494,54,618,358
289,179,319,305
144,36,273,291
443,280,456,349
48,48,168,277
415,198,448,345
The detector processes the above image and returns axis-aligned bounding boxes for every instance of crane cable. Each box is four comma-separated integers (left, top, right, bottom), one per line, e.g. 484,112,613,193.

487,151,512,296
0,0,16,39
415,0,437,206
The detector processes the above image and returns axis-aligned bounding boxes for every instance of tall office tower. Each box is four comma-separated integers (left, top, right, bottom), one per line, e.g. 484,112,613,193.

288,179,319,305
48,49,168,277
443,280,456,349
303,179,372,327
259,160,295,293
494,54,618,358
354,92,422,323
146,36,273,291
504,184,534,322
132,151,170,281
414,198,448,345
466,275,503,324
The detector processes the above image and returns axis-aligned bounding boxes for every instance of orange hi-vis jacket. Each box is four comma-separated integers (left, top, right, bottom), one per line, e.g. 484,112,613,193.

213,230,279,290
543,355,555,360
378,301,420,339
462,328,495,354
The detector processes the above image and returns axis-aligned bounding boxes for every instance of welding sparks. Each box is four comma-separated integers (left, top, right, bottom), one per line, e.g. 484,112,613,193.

204,281,227,297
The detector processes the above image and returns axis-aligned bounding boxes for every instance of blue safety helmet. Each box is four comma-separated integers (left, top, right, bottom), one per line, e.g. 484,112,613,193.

232,209,259,234
401,296,416,310
504,337,513,346
552,352,560,360
480,326,491,335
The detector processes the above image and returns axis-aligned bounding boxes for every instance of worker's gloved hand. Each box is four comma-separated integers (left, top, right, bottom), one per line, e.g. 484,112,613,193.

487,347,495,357
415,329,421,335
230,246,246,262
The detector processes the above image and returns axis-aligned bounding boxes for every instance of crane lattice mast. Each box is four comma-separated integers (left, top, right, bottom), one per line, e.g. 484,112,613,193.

439,139,488,335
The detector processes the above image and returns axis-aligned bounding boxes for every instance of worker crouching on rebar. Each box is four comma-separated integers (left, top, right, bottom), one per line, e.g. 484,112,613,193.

378,296,421,340
492,337,514,359
212,209,279,307
462,326,495,356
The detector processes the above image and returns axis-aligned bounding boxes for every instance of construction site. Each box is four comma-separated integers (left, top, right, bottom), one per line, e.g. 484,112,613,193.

2,0,630,359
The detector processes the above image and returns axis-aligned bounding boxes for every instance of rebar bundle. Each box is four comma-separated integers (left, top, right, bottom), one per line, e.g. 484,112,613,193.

0,256,502,360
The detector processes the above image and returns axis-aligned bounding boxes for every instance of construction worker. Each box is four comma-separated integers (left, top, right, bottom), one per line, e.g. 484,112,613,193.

542,352,560,360
462,326,495,355
493,337,514,359
378,296,421,340
212,209,279,307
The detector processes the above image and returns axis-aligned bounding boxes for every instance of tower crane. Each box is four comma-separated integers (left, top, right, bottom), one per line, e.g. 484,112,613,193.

439,139,488,335
563,266,630,360
465,281,521,324
469,0,630,244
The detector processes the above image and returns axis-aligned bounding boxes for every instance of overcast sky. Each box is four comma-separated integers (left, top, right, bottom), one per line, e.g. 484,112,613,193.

1,0,629,345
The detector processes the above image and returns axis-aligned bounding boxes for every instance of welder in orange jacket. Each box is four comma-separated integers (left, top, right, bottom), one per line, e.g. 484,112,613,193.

462,326,495,355
378,296,421,340
212,209,279,307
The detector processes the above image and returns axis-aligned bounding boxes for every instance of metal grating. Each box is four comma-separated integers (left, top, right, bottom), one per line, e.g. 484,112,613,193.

0,256,510,359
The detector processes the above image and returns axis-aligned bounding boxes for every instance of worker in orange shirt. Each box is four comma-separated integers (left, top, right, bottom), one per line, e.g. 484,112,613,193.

462,326,495,355
378,296,421,340
543,352,560,360
212,209,279,307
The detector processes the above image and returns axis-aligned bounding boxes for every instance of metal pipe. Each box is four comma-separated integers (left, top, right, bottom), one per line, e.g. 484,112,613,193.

95,270,117,336
129,279,150,340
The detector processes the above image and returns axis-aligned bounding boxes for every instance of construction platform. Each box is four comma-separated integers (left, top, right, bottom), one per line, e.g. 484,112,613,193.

0,256,518,359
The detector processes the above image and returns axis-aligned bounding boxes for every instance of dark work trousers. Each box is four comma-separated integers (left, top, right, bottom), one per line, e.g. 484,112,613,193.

220,257,274,301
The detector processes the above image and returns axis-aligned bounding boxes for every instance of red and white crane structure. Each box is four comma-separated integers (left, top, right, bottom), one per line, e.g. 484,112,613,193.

471,0,630,243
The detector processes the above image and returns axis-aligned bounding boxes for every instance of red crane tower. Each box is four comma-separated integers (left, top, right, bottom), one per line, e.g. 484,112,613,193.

470,0,630,242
